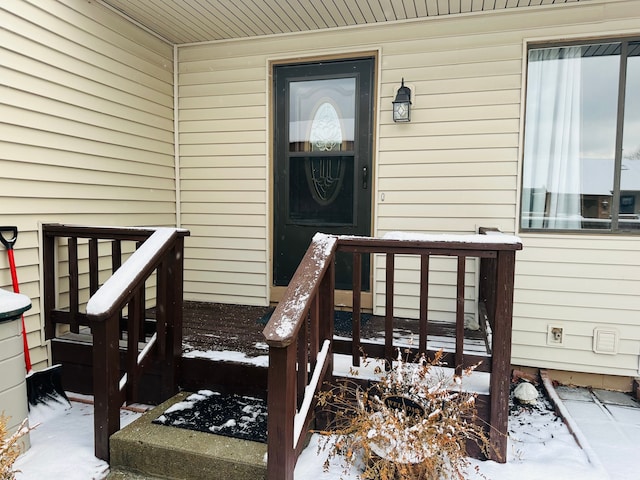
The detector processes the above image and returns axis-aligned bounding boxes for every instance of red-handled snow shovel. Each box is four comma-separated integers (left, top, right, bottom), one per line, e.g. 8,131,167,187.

0,226,70,409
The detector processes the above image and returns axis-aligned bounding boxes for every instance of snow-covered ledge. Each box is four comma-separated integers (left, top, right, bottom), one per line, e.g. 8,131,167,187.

382,230,521,245
86,227,178,319
0,288,31,322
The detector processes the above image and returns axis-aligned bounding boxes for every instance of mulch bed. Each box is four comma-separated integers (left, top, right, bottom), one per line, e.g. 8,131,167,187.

153,390,268,443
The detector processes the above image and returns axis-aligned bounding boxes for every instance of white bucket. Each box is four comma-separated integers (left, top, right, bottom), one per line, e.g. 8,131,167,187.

0,316,30,451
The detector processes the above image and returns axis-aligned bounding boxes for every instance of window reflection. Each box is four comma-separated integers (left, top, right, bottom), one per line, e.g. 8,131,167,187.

521,41,640,232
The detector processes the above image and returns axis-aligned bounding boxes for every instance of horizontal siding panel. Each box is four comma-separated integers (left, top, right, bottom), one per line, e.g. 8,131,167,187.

516,261,640,281
0,66,173,129
179,105,266,122
1,86,172,142
185,278,265,296
0,179,172,201
1,142,175,173
181,202,265,215
517,275,639,296
516,289,640,311
188,236,265,251
378,203,515,218
385,190,516,204
378,148,518,165
180,179,265,192
180,156,266,168
1,197,175,215
180,143,266,156
522,234,640,251
0,125,174,165
379,175,515,192
180,167,265,180
513,303,640,328
180,118,266,133
1,160,175,189
378,161,516,178
2,5,172,94
382,58,523,81
184,290,267,307
377,217,514,232
181,191,265,204
4,105,173,155
186,225,266,239
379,133,519,151
185,258,266,278
181,214,266,227
180,72,265,95
517,248,640,267
179,93,265,110
179,131,266,145
380,119,520,137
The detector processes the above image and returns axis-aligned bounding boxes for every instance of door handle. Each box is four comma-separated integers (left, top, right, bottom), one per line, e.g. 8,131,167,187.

362,166,368,190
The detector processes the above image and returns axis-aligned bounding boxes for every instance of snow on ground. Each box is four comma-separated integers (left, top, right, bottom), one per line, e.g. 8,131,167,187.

13,399,140,480
11,390,611,480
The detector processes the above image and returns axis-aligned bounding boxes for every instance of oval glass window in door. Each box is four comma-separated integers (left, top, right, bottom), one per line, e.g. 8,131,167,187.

306,102,346,206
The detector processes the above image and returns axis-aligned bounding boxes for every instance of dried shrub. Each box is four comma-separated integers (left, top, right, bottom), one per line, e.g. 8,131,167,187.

316,351,494,480
0,413,32,480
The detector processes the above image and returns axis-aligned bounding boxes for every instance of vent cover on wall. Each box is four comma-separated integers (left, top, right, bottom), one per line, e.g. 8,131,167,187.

592,327,619,355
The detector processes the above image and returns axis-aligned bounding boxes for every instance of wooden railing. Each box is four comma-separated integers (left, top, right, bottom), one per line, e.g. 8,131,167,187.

263,231,522,480
42,223,189,461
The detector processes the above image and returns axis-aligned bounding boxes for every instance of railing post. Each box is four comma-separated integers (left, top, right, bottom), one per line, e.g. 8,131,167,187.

92,313,121,462
267,344,297,480
488,249,516,462
43,229,56,340
160,238,184,398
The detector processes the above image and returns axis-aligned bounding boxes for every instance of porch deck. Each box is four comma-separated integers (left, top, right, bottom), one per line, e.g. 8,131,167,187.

178,300,489,361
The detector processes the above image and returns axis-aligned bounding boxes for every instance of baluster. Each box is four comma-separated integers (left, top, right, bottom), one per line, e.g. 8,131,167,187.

455,256,466,376
68,237,79,333
126,289,143,404
309,295,319,371
89,238,99,296
419,254,430,357
296,313,308,408
351,252,362,367
385,253,395,368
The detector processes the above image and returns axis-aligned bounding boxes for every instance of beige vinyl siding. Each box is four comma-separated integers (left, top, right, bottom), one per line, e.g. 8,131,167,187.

177,0,640,376
178,48,268,305
0,0,175,369
513,234,640,377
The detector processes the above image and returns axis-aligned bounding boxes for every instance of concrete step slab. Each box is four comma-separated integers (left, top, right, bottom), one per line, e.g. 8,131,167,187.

109,392,267,480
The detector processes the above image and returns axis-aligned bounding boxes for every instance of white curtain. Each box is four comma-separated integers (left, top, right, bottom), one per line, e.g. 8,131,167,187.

522,47,582,229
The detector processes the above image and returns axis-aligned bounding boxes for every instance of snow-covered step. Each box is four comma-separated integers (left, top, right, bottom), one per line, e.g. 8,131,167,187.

108,392,267,480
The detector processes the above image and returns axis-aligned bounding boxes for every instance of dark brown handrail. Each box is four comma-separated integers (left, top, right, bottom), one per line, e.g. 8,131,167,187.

42,223,189,461
263,231,522,479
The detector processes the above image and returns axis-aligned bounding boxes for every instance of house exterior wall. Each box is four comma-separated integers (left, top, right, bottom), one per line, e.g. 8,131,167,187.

177,0,640,377
0,0,176,369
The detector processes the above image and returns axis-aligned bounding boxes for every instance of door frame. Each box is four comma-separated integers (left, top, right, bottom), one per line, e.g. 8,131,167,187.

268,51,379,308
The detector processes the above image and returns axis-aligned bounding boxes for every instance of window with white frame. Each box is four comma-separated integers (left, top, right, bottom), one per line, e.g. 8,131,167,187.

521,39,640,232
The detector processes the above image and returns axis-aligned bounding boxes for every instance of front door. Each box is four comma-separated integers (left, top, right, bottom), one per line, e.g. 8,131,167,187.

273,57,375,290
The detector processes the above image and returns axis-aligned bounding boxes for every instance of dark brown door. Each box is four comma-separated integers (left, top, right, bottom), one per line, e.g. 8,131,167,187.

273,57,374,289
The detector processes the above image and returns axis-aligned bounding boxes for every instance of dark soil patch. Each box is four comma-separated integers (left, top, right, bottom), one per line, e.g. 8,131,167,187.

153,390,268,443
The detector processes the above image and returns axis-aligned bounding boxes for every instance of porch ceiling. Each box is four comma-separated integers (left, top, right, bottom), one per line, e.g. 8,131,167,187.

100,0,585,44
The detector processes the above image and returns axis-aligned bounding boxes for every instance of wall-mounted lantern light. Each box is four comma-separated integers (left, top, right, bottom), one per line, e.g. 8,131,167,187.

392,78,412,123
